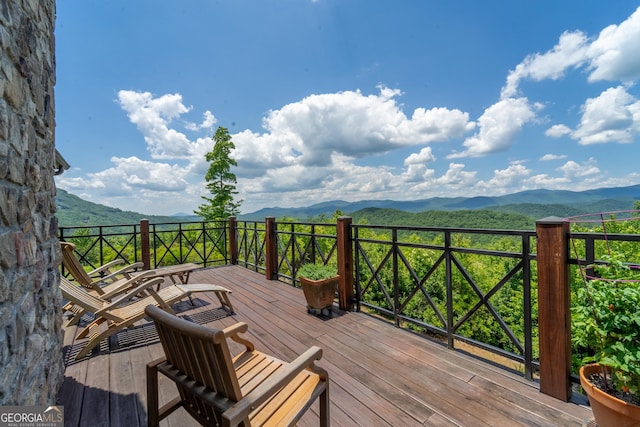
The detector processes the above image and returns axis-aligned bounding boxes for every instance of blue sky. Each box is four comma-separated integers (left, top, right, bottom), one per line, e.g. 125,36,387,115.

54,1,640,216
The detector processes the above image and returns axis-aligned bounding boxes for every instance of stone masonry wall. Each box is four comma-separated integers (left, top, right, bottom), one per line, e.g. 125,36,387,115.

0,0,65,404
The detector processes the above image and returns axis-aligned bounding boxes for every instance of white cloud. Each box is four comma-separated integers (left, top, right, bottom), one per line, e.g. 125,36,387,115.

571,86,640,144
117,90,194,159
402,147,437,182
501,6,640,99
434,163,477,188
476,162,532,192
557,158,600,179
231,86,473,187
58,156,190,196
540,153,567,161
404,147,436,165
448,97,537,158
185,110,217,131
545,124,572,138
586,7,640,83
501,31,589,99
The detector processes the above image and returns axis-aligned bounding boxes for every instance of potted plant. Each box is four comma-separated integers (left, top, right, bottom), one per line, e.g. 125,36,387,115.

297,263,339,315
572,253,640,426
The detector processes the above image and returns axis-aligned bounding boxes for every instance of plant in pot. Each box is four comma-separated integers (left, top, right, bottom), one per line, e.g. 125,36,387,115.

297,263,339,316
572,252,640,426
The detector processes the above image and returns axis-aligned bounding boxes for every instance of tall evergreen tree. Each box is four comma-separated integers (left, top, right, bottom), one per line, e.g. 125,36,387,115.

194,126,242,220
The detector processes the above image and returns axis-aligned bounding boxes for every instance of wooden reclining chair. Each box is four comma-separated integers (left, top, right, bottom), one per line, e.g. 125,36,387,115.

60,242,234,314
145,305,330,427
61,276,235,360
60,241,148,296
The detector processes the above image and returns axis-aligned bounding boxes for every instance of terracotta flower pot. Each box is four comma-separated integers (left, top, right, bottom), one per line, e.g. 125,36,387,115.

299,275,339,312
579,363,640,427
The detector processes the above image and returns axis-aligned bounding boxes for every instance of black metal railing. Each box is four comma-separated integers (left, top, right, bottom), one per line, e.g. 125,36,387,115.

353,224,538,379
58,220,229,271
271,221,338,284
235,220,267,272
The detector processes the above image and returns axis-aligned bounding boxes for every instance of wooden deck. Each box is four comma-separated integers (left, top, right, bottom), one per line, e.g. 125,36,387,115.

58,265,593,426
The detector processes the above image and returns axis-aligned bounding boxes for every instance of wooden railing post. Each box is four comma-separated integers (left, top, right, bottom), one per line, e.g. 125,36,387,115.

140,219,151,270
337,216,354,311
536,216,571,401
265,217,278,280
228,216,238,265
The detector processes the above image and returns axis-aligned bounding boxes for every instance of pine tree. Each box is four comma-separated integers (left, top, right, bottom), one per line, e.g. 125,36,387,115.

194,126,242,220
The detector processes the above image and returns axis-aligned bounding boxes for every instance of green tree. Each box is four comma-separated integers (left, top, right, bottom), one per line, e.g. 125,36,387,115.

195,126,242,220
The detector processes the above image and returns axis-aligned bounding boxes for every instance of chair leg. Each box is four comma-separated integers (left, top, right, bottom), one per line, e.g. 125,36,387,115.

147,362,160,427
215,291,234,314
319,384,330,427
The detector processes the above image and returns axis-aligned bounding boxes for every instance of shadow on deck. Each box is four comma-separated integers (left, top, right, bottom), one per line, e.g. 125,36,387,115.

58,265,593,426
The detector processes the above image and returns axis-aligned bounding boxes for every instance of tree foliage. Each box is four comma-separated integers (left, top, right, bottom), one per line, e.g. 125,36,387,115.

194,126,242,220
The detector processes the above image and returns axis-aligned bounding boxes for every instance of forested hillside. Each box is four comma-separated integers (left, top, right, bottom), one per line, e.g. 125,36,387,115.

55,189,186,226
349,208,536,230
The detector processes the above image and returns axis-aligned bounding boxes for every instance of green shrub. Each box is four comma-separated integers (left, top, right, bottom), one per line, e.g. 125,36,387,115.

298,263,338,280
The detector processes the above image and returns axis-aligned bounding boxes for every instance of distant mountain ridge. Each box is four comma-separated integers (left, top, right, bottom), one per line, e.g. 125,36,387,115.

55,184,640,227
55,189,195,227
240,184,640,220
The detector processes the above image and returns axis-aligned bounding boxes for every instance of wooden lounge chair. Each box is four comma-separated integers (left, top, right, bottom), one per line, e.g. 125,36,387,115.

145,305,330,427
61,241,205,295
60,241,147,296
60,277,233,360
60,242,232,312
62,272,161,327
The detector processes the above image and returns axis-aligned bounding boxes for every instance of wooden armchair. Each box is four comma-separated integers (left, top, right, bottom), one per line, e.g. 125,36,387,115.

145,305,330,426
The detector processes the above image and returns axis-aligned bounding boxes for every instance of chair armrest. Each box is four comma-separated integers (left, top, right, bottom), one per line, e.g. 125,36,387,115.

222,346,324,425
93,262,145,284
97,278,165,313
147,356,167,369
87,259,125,277
98,269,156,300
222,322,254,351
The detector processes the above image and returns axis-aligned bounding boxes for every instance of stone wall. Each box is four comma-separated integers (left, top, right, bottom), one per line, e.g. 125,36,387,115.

0,0,65,404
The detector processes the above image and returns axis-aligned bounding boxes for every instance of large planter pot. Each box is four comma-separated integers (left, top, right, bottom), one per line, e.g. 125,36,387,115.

299,275,339,314
580,364,640,427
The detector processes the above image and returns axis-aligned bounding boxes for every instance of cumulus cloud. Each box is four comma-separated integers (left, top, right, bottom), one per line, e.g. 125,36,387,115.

545,124,572,138
557,158,600,179
476,162,532,193
501,31,589,99
185,110,217,131
402,147,437,182
404,147,436,166
502,6,640,98
586,7,640,83
231,86,473,185
448,97,537,158
571,86,640,144
117,90,194,159
540,153,567,161
58,156,190,196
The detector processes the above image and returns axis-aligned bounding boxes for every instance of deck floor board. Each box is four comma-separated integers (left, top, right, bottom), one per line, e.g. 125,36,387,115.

58,265,592,426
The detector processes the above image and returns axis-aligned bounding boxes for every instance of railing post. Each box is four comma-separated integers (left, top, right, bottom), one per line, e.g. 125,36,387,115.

337,216,354,311
228,216,238,265
536,217,571,401
141,219,151,270
265,217,278,280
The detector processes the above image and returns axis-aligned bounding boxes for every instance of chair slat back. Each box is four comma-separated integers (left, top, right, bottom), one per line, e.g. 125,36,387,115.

60,242,97,290
59,276,104,310
146,305,244,421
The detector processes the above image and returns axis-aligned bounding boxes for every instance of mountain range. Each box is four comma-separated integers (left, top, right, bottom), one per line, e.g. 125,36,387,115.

241,184,640,220
55,184,640,227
